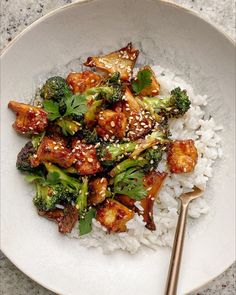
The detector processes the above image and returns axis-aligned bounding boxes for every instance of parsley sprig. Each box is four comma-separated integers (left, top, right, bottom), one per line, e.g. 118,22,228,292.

43,94,88,121
131,69,152,95
113,168,147,200
79,208,96,236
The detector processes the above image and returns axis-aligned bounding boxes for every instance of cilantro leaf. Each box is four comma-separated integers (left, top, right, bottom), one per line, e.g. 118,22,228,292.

114,168,147,200
42,100,61,121
63,94,88,117
79,208,96,236
132,69,152,95
43,94,87,121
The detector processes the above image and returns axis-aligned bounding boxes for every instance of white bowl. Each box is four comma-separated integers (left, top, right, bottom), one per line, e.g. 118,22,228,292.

1,1,235,294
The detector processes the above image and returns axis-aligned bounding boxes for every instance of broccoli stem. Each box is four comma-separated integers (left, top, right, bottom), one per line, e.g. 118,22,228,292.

142,96,170,110
84,99,103,125
136,97,162,122
85,86,113,97
109,158,147,177
142,87,191,118
75,177,88,214
107,142,137,160
44,163,81,191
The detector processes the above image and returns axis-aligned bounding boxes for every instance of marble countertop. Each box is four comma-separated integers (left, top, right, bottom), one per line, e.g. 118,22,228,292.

0,0,235,294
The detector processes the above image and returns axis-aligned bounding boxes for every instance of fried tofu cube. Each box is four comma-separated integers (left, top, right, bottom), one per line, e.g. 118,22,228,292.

88,177,108,206
31,136,74,168
72,139,102,175
115,195,136,209
8,101,48,135
138,66,160,96
141,171,167,230
96,109,127,140
167,140,198,173
123,87,141,113
84,43,139,81
96,199,134,232
122,88,153,140
38,205,78,234
66,70,102,94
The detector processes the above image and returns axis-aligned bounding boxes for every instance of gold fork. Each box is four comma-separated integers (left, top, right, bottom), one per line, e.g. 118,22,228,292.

165,187,203,295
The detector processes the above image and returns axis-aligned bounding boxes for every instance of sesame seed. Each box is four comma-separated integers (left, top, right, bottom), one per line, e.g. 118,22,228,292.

110,121,115,127
87,158,93,162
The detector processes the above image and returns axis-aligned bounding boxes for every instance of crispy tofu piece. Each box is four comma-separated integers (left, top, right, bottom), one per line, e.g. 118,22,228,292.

38,205,78,234
141,171,167,230
123,87,141,112
84,43,139,81
66,70,102,94
115,195,136,209
138,66,160,96
72,139,101,175
96,199,134,232
96,109,127,140
122,88,153,140
167,140,198,173
8,101,48,135
88,177,108,206
31,136,74,168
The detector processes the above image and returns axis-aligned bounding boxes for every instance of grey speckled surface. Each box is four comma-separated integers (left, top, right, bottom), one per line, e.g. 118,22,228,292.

0,0,235,294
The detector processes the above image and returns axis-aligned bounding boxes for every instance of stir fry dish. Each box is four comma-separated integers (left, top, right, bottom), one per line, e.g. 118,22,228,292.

8,43,198,236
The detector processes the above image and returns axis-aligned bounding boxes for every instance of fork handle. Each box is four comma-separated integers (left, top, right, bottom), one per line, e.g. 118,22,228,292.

165,198,190,295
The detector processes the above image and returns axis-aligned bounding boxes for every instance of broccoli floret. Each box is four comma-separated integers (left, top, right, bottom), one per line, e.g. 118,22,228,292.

84,99,103,126
75,176,88,214
96,142,137,167
110,145,164,177
40,76,72,102
44,163,81,192
56,117,81,136
33,182,74,211
142,87,191,118
107,72,120,84
82,127,99,144
85,84,123,105
27,164,86,212
16,141,37,172
141,145,164,172
25,172,76,211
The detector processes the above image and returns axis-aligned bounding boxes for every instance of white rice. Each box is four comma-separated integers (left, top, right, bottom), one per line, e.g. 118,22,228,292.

68,65,222,254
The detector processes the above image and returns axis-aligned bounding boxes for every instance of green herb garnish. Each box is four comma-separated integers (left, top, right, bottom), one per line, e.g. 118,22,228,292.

113,167,147,200
79,208,96,236
43,94,87,121
132,68,152,95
